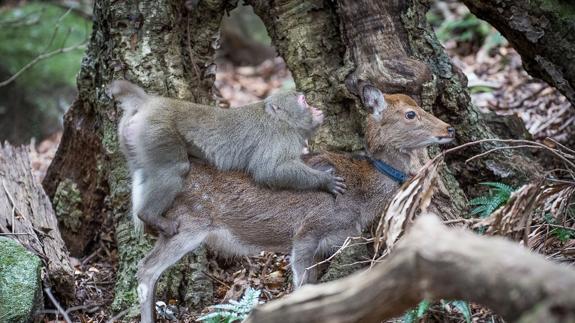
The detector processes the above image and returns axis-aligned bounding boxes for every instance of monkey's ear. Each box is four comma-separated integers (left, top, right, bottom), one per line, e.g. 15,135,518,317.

264,102,280,115
361,85,387,118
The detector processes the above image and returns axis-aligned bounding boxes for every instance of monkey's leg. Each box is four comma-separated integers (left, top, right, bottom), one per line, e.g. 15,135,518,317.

137,229,207,323
269,160,346,195
291,237,320,287
135,160,189,236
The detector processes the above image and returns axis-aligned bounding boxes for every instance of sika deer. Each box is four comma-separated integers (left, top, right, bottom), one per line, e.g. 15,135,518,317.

134,85,455,322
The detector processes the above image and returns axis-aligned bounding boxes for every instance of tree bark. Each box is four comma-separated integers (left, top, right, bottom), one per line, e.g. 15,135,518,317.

462,0,575,107
43,0,235,312
0,143,74,302
247,0,539,281
245,214,575,323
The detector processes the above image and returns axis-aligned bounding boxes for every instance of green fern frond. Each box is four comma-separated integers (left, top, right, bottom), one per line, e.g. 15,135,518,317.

469,196,490,205
197,288,261,323
470,205,487,216
469,182,516,218
480,182,514,194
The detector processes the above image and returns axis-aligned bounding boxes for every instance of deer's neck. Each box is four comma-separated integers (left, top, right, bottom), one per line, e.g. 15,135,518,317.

370,146,420,177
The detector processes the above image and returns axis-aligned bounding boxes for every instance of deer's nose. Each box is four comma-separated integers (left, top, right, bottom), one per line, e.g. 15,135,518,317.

447,127,456,137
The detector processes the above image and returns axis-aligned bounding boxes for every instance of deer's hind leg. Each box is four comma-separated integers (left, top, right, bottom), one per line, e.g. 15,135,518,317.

137,225,208,323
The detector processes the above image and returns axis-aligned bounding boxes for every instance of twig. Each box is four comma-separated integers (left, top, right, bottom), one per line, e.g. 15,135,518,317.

65,303,101,314
41,8,73,53
36,303,101,316
465,145,540,164
548,138,575,156
44,288,72,323
429,138,575,171
201,270,231,288
81,246,102,266
0,233,32,236
305,236,354,271
107,308,130,323
0,42,87,88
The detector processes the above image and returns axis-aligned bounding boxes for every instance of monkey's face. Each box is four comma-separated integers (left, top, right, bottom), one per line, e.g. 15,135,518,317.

266,92,324,135
297,94,324,128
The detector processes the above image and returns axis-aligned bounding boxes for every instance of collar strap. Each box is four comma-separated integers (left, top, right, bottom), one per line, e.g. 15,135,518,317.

369,158,408,184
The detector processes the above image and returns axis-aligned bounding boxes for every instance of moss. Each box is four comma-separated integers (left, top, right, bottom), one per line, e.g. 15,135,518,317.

0,237,43,323
52,179,83,233
110,220,152,313
532,0,575,18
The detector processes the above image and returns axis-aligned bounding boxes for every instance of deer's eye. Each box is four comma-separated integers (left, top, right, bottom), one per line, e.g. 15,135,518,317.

405,111,417,119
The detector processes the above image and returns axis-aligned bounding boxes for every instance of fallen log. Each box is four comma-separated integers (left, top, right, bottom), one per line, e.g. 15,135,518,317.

0,143,75,301
245,214,575,323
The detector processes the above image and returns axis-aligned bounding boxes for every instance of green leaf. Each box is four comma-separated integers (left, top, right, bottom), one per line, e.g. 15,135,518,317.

469,196,490,205
480,182,514,194
197,288,261,322
450,300,472,323
552,228,575,242
402,310,417,323
416,300,430,318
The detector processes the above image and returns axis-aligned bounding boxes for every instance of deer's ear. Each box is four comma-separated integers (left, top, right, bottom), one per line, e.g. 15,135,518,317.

361,85,387,118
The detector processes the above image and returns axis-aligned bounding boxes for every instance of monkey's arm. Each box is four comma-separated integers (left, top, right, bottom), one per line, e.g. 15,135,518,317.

259,160,346,195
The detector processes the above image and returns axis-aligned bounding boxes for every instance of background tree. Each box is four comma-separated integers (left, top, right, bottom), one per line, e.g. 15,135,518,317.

42,0,560,315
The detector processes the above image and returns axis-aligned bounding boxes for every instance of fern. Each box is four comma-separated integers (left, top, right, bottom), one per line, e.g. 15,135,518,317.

402,300,430,323
402,300,471,323
449,300,472,323
544,212,575,242
470,182,515,217
197,288,261,323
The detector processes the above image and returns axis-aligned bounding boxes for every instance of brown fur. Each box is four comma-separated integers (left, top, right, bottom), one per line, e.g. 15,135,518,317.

135,86,455,323
110,80,344,237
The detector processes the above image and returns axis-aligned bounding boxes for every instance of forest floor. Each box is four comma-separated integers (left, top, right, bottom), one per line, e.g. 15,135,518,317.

33,10,575,323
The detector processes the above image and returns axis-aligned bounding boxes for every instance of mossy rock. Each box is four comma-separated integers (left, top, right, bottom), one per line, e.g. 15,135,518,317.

0,237,43,323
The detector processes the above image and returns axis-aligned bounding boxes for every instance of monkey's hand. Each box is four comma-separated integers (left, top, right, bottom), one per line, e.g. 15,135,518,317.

325,170,347,195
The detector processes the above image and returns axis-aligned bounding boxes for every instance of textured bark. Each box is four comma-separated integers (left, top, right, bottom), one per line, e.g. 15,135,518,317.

462,0,575,106
0,143,74,302
248,0,540,282
43,0,234,313
245,215,575,323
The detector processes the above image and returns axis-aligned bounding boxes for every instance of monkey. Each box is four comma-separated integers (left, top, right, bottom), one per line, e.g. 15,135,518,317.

109,80,346,237
135,85,457,322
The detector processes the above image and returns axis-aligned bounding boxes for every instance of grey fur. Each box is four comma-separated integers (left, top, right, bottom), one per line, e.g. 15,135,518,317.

135,86,456,323
109,80,345,236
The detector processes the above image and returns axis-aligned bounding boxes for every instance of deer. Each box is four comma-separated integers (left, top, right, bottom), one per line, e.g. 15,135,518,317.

133,85,456,322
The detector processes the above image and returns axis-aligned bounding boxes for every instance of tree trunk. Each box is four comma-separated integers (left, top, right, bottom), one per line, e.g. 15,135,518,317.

247,0,538,280
43,0,235,312
461,0,575,107
0,143,74,302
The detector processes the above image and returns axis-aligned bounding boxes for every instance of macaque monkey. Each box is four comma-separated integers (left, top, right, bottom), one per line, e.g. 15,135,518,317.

135,84,456,323
109,80,346,236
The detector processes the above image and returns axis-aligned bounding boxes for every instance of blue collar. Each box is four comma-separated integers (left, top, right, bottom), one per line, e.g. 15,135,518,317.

369,158,408,184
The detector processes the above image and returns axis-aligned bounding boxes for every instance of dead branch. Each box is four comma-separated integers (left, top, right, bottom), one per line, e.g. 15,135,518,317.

44,288,72,323
245,214,575,323
0,143,75,300
0,42,86,88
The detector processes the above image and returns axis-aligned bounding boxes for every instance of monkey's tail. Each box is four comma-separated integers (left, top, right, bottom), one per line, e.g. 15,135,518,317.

108,80,149,114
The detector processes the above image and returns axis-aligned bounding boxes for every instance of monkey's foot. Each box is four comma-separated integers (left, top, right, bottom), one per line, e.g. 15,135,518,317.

154,218,180,237
326,171,347,195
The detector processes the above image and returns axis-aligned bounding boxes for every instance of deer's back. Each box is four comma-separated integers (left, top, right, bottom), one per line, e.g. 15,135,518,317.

170,152,395,251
